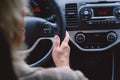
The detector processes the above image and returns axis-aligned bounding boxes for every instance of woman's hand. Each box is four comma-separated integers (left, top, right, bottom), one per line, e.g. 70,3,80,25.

52,31,70,69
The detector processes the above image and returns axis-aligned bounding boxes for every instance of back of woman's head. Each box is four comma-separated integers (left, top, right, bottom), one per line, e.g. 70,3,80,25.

0,0,30,48
0,28,17,80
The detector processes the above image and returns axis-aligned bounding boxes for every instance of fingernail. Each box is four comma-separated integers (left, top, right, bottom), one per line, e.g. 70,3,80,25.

54,35,58,39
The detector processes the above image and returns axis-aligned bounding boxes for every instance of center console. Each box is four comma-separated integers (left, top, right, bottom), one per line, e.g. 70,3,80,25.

65,1,120,51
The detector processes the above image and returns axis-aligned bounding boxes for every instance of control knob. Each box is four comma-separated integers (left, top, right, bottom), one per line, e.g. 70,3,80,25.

80,8,92,21
107,32,117,43
75,33,85,43
114,6,120,20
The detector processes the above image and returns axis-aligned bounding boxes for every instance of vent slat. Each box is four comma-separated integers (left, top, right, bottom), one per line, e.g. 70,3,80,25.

65,3,78,27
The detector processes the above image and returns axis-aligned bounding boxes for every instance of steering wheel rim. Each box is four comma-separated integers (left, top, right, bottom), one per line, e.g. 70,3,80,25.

23,0,66,67
48,0,66,40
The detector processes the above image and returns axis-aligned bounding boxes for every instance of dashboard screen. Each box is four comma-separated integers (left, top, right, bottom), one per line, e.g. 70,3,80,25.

93,7,113,17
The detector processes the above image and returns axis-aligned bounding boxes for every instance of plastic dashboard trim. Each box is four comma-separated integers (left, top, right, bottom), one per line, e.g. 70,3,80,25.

68,29,120,52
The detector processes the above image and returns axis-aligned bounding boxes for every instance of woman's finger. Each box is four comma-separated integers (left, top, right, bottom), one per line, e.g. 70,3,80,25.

54,35,60,48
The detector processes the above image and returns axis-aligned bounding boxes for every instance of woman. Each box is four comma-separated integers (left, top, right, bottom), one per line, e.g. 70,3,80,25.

0,0,88,80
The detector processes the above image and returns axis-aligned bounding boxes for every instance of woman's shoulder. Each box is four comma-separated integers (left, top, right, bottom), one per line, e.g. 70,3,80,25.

19,67,88,80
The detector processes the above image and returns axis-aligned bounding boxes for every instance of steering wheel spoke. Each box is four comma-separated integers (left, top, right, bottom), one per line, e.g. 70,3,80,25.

25,17,57,48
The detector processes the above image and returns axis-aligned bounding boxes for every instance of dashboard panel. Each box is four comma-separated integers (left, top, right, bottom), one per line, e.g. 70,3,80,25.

54,0,120,51
29,0,56,22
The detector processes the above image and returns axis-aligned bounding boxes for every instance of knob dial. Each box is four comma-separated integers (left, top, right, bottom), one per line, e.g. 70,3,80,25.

75,33,85,43
114,6,120,20
107,32,117,43
80,8,92,21
84,10,89,15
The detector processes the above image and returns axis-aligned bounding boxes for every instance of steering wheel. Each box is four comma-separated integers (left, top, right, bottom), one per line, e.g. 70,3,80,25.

22,0,66,67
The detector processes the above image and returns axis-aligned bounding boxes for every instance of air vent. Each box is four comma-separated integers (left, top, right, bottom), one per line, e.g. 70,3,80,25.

65,3,78,28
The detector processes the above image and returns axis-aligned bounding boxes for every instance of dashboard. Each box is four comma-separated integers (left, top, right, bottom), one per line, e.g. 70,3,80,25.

29,0,56,23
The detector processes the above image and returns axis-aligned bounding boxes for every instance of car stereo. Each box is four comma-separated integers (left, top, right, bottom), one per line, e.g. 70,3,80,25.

79,2,120,28
65,1,120,51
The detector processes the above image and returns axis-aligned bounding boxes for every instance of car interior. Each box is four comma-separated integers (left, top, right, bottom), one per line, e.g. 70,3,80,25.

24,0,120,80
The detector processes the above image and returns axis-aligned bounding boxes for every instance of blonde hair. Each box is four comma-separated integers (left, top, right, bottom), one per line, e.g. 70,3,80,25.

0,0,31,61
0,0,30,49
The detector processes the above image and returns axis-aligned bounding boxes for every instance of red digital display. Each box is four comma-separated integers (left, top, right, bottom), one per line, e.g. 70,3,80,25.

32,7,41,13
97,11,108,15
94,7,113,17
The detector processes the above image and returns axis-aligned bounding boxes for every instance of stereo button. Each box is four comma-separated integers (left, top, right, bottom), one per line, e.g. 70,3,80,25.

84,11,89,15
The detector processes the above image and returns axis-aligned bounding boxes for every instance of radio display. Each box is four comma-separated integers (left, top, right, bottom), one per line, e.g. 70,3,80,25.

93,7,113,17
